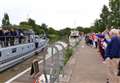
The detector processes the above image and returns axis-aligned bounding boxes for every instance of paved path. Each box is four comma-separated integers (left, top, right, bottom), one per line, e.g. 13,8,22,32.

61,41,108,83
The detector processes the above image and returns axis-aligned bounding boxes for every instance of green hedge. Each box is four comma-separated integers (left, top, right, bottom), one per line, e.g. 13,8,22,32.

64,48,73,65
49,34,60,43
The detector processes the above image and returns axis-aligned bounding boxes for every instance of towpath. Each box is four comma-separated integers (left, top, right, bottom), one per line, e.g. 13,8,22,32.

60,40,108,83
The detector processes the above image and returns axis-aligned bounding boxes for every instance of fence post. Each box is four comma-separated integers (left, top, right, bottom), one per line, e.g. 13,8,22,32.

43,47,48,83
55,43,65,77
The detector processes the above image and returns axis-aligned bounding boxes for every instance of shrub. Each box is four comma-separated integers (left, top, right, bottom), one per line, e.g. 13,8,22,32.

64,48,73,64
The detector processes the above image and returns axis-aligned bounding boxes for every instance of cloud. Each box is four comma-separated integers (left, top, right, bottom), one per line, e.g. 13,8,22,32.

0,0,109,30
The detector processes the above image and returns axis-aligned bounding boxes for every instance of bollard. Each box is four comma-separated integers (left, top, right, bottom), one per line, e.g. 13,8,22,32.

30,59,41,83
117,61,120,76
30,59,39,76
106,78,109,83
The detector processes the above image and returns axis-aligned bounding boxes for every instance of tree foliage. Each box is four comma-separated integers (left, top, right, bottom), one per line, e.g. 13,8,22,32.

2,13,11,27
19,18,46,34
91,0,120,32
59,27,71,36
41,23,48,34
100,5,110,28
109,0,120,28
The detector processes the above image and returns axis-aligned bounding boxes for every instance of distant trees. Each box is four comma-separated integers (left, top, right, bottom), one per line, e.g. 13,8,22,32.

92,0,120,32
2,13,11,27
19,18,47,35
76,26,91,33
41,23,48,34
0,13,70,42
100,5,110,28
28,18,39,34
59,27,71,36
109,0,120,28
92,5,110,32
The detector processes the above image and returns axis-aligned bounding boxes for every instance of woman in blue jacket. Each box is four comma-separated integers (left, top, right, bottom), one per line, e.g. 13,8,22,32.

105,29,120,83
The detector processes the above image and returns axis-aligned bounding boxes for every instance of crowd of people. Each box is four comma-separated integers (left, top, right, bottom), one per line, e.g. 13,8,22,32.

0,28,24,47
85,28,120,83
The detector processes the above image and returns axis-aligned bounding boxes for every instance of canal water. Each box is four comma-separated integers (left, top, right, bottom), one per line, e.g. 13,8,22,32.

0,41,67,82
0,52,44,82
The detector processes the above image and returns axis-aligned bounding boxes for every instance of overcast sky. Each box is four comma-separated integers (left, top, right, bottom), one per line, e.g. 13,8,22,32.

0,0,109,30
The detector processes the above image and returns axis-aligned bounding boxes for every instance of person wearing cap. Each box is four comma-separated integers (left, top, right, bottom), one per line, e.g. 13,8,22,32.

92,33,98,48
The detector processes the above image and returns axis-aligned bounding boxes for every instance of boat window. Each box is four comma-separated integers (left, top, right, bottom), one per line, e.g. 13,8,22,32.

0,52,1,57
28,46,29,48
12,48,16,53
22,47,24,50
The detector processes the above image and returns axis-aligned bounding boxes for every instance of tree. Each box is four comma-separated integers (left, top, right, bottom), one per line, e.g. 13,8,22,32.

28,18,36,26
93,19,105,32
2,13,11,27
76,26,84,32
20,21,29,25
41,23,48,34
90,0,120,31
109,0,120,28
35,25,45,34
48,27,58,34
59,27,71,36
19,21,32,30
19,24,32,30
100,5,111,28
83,28,92,34
28,18,40,34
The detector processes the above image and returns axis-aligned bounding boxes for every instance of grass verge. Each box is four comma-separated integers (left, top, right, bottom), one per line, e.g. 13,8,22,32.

64,48,73,65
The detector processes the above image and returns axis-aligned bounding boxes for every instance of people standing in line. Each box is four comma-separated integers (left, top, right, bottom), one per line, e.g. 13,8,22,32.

97,34,106,60
89,35,93,46
105,29,120,83
16,29,24,44
0,28,5,47
4,29,11,47
92,33,98,48
85,35,90,45
10,28,17,46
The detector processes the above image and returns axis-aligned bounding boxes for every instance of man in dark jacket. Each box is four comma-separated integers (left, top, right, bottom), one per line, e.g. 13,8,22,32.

0,28,4,47
4,29,10,47
10,28,17,46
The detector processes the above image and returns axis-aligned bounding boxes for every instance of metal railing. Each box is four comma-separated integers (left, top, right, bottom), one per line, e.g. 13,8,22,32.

30,41,67,83
44,42,65,83
0,36,36,48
